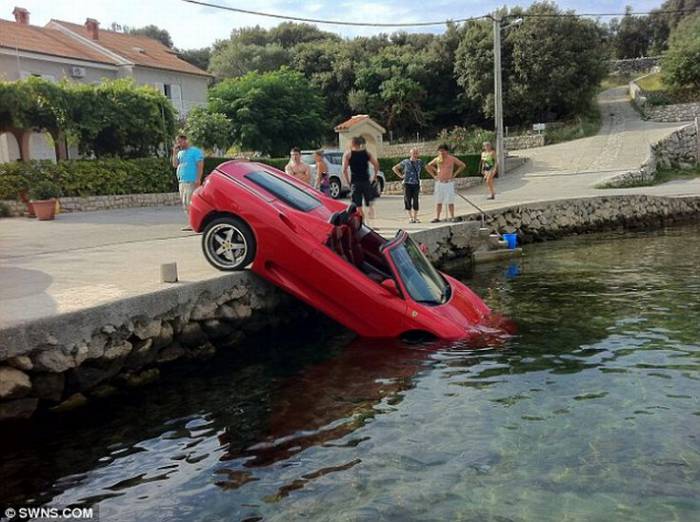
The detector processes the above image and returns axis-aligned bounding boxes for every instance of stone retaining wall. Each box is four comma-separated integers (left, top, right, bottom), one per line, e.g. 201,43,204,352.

644,103,700,123
609,57,660,76
601,121,699,187
1,192,181,217
629,78,700,123
379,134,543,158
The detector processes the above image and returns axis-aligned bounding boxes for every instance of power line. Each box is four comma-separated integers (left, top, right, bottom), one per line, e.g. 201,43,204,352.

180,1,700,28
180,0,487,27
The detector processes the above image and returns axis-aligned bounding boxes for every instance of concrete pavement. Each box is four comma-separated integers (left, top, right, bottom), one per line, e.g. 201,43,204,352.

2,86,699,331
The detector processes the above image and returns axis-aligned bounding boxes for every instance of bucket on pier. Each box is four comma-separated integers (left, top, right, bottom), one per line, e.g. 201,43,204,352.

503,233,517,250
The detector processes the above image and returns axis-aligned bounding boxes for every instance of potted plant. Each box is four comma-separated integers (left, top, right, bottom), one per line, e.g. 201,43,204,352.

29,181,61,221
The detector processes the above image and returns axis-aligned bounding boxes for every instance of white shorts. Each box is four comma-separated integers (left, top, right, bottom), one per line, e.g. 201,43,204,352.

179,182,196,211
434,181,455,205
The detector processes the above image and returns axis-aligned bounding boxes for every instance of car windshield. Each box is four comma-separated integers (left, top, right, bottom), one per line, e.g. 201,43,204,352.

389,236,450,305
245,170,322,212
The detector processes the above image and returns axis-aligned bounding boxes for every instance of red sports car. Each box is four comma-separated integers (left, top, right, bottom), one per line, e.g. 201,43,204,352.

189,160,507,340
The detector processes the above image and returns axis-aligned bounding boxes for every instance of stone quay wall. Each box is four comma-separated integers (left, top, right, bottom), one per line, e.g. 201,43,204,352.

0,273,306,421
1,192,181,217
465,195,700,243
602,121,699,187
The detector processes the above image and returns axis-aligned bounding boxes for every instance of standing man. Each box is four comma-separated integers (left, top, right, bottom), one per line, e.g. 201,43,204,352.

172,134,204,231
392,148,423,223
425,144,466,223
285,147,311,185
342,136,380,224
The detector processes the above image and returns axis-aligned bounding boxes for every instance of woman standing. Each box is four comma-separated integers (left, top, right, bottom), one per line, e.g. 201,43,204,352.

480,142,497,200
314,150,331,196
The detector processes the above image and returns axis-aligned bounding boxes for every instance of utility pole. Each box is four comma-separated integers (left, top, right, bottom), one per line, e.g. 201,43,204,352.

492,15,506,178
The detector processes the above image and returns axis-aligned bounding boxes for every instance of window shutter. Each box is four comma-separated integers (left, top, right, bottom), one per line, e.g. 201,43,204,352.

171,84,183,113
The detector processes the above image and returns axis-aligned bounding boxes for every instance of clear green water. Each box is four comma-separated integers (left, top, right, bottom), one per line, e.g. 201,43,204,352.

2,225,699,521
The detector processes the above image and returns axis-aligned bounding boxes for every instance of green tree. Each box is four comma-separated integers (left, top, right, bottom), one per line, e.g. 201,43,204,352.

178,47,211,71
183,107,232,152
609,7,652,58
209,41,290,78
649,0,700,53
455,2,607,124
208,68,324,156
662,13,700,90
127,24,174,48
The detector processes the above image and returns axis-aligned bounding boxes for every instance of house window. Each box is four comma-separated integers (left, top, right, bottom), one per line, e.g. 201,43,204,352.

163,84,172,98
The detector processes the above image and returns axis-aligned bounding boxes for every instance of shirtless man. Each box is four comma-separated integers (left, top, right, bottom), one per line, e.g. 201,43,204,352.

425,144,466,222
285,147,311,185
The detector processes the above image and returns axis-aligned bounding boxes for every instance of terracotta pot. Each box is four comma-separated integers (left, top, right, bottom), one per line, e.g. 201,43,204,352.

18,190,35,217
31,199,57,221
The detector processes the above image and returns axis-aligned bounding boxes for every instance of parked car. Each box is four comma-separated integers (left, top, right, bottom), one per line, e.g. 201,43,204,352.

301,149,385,200
189,160,509,340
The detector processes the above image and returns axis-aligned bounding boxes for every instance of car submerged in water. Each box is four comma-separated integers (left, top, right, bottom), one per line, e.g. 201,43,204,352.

189,160,508,341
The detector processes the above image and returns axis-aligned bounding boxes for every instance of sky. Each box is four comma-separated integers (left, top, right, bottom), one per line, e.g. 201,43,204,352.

0,0,666,49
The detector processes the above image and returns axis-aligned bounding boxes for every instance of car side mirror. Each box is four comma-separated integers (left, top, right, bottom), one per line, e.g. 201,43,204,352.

381,278,400,296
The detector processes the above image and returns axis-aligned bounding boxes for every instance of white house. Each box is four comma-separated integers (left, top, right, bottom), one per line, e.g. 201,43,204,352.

334,114,386,159
0,7,211,162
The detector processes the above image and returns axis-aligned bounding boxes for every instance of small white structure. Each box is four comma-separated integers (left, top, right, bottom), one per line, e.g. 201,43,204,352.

334,115,385,158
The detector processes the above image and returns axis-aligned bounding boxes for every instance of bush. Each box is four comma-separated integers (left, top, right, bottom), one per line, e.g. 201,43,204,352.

663,14,700,91
183,108,233,152
0,202,11,217
0,158,176,200
438,126,496,154
29,180,61,200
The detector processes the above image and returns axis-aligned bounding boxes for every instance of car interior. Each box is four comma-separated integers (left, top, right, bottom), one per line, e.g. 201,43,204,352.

327,205,395,284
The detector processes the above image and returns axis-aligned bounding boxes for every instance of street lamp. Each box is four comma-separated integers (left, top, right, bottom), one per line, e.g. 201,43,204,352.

492,16,522,178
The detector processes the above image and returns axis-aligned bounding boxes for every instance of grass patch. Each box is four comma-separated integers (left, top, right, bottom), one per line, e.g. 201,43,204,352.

598,165,700,189
636,72,665,92
544,108,602,145
599,74,634,92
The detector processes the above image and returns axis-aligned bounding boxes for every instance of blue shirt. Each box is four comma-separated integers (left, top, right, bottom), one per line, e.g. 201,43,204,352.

176,147,204,183
400,159,423,185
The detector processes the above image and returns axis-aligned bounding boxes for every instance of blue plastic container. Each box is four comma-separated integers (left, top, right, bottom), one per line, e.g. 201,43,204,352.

503,233,518,249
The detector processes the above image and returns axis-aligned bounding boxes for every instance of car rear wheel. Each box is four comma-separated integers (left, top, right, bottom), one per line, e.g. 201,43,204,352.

202,216,256,271
329,178,342,199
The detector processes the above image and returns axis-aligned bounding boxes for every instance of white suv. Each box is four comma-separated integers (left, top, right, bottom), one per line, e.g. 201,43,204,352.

301,149,385,199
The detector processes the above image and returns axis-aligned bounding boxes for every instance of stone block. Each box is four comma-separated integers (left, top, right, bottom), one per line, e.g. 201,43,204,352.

32,373,65,402
0,397,38,420
0,367,32,399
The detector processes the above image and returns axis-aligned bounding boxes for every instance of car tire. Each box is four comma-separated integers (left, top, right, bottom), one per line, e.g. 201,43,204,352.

201,216,256,271
329,178,342,200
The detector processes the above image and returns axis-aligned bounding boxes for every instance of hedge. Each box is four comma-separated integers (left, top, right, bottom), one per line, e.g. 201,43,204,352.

204,155,482,182
0,158,175,200
0,153,482,201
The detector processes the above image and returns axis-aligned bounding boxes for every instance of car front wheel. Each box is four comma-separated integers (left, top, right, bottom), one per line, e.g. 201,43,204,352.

202,216,256,271
329,178,342,199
